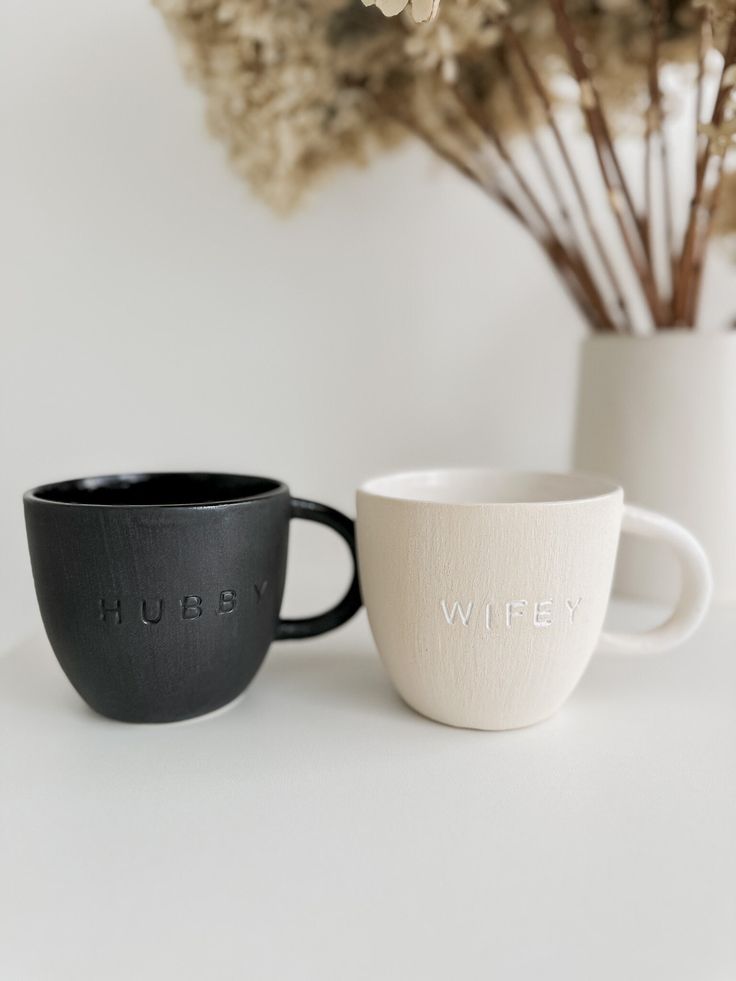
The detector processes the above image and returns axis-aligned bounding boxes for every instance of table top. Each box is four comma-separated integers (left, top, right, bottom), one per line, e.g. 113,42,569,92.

1,600,734,981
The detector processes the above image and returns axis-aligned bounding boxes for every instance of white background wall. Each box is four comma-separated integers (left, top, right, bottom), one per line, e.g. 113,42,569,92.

2,0,733,649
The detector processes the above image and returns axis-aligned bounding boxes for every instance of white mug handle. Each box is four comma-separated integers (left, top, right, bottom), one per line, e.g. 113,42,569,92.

599,504,712,655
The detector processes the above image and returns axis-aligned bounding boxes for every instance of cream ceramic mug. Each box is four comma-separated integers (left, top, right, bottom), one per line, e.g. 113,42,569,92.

356,469,712,730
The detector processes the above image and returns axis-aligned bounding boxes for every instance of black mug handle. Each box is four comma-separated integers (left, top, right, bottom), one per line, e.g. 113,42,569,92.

276,498,362,640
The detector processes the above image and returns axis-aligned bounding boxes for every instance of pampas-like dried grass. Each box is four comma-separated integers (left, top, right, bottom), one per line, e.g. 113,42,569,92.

155,0,736,331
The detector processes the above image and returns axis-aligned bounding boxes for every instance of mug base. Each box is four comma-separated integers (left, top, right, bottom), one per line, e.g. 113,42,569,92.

132,688,250,727
80,685,251,725
401,695,564,732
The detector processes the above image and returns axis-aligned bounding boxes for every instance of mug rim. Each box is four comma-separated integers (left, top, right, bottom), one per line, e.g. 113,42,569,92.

358,467,623,507
24,471,288,509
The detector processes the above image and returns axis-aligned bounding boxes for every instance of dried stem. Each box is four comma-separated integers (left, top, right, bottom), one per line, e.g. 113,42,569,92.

501,23,633,331
645,0,675,314
496,49,578,247
674,19,736,324
451,88,617,330
160,0,736,335
644,105,653,260
548,0,665,326
686,149,729,324
658,122,676,308
695,3,712,165
384,91,614,330
453,91,561,245
495,47,627,330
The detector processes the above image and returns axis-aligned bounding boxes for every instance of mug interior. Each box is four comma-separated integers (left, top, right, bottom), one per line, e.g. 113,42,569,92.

27,472,284,507
360,469,620,506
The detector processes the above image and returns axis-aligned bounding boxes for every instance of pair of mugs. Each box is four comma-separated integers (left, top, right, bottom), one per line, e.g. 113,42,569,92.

24,468,712,730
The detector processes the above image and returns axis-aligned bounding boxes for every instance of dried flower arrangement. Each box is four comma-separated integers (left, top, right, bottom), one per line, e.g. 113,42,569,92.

154,0,736,332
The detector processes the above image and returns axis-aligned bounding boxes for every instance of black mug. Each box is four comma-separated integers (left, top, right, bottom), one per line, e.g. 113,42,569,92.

24,472,362,723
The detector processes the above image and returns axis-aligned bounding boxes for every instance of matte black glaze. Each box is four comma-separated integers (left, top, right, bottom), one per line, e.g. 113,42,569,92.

24,472,361,723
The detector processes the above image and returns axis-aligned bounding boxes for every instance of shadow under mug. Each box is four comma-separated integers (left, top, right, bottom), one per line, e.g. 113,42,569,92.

24,472,362,723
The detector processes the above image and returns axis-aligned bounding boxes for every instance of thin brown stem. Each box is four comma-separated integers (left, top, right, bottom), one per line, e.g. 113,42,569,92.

686,149,729,324
451,88,617,330
551,0,648,250
674,19,736,324
453,91,560,245
496,48,628,331
384,92,614,330
644,110,653,259
659,134,676,309
502,24,634,331
645,0,675,320
695,4,712,167
548,0,664,325
497,50,577,246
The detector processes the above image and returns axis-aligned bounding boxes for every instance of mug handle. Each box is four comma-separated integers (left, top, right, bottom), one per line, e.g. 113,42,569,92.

599,504,712,655
275,498,362,640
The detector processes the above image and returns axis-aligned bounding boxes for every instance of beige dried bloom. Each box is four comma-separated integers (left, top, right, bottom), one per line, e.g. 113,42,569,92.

155,0,725,206
154,0,524,207
362,0,440,21
155,0,736,330
403,0,505,84
154,0,410,210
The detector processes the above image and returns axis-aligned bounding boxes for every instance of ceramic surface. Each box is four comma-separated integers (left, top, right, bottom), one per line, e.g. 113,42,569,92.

24,472,361,723
357,468,711,730
574,333,736,604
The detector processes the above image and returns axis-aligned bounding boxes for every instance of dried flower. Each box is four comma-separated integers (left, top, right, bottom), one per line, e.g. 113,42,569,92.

155,0,736,330
154,0,411,210
362,0,441,21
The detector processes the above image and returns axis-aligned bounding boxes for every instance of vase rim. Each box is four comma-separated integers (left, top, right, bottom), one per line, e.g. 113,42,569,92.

583,329,733,342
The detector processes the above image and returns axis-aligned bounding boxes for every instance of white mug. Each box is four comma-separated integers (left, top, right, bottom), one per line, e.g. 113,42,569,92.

356,469,712,730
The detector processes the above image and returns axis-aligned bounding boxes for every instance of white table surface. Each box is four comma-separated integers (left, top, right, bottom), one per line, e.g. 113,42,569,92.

1,598,734,981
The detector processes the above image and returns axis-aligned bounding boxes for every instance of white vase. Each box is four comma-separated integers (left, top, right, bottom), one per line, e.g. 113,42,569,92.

573,332,736,605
